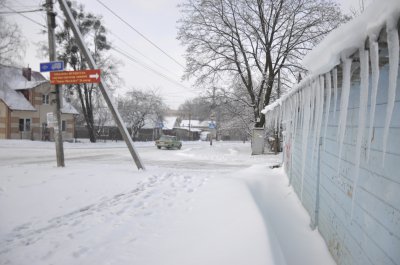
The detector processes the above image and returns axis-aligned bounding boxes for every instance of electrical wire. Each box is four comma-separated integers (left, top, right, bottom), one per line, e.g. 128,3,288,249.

95,0,185,69
111,45,196,93
108,30,176,76
0,3,46,28
0,8,44,14
52,0,197,106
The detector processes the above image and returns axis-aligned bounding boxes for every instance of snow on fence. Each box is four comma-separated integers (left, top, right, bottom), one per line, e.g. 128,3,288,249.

262,2,400,265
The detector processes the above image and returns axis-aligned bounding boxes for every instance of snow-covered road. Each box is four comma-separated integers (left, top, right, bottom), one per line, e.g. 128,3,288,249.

0,140,335,265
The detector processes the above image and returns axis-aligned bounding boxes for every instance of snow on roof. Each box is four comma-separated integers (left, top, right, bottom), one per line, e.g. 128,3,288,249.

0,85,36,111
180,119,200,127
263,0,400,115
0,65,78,113
302,0,400,76
61,98,79,115
162,116,177,130
199,120,215,127
0,65,47,90
176,127,202,132
180,120,215,128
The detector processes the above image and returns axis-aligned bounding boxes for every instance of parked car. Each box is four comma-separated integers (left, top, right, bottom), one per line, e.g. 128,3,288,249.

155,135,182,150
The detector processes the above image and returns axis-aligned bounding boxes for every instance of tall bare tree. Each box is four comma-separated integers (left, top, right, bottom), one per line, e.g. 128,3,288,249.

178,97,212,121
56,1,119,142
0,0,25,65
178,0,347,127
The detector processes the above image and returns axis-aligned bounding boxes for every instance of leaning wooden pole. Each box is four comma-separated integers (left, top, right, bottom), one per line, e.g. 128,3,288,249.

45,0,65,167
58,0,145,170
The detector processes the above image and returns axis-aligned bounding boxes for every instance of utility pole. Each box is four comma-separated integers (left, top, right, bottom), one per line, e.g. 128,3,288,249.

210,87,216,146
188,113,191,141
46,0,65,167
58,0,144,170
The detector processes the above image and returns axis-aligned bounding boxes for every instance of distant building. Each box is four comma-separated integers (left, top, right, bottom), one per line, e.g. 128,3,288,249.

176,119,216,140
0,65,79,141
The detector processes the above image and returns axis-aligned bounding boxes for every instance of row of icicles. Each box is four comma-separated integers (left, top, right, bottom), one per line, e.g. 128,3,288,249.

263,23,399,218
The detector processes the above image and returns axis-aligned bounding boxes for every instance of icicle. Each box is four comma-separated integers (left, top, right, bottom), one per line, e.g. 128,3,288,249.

382,24,399,164
299,89,305,132
293,92,299,141
317,75,325,148
337,58,353,173
278,102,283,134
292,93,299,157
309,80,316,138
351,48,370,218
312,76,324,164
366,40,380,161
332,67,338,119
323,72,332,149
301,84,312,200
277,105,281,133
311,80,319,164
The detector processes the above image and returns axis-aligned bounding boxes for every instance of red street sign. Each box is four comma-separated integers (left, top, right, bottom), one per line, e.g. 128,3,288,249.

50,69,101,85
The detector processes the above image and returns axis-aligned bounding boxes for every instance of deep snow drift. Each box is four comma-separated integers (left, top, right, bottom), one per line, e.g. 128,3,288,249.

0,140,335,265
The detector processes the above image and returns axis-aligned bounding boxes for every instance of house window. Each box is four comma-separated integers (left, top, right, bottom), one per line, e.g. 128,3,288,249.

62,120,66,131
19,118,31,131
42,94,50,104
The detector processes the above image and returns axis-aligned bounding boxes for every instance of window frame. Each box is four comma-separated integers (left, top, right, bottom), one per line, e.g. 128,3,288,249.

61,120,66,132
42,94,50,104
19,118,31,131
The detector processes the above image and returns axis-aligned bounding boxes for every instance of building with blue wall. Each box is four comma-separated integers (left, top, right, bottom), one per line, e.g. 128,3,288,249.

262,2,400,264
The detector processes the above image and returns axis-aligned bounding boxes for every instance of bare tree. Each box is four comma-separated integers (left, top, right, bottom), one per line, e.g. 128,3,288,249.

178,0,347,127
118,88,166,140
177,90,252,140
349,0,370,17
0,0,25,65
56,1,120,142
178,97,212,121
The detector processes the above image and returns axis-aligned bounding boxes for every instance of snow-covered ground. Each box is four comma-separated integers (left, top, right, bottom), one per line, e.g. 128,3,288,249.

0,140,335,265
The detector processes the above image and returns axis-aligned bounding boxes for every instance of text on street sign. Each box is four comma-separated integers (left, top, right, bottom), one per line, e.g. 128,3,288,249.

50,69,101,85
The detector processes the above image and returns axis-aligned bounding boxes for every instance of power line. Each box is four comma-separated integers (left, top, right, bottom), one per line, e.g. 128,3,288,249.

0,3,46,28
0,8,44,14
111,45,195,92
95,0,185,69
108,30,176,76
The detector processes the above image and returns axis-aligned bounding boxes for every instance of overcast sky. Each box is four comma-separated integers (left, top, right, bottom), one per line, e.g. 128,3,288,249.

2,0,373,109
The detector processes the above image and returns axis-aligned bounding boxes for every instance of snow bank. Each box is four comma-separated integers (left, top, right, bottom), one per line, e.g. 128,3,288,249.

0,140,335,265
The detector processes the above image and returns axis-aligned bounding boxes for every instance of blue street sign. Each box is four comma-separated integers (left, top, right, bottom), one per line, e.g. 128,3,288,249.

209,122,216,129
40,61,64,72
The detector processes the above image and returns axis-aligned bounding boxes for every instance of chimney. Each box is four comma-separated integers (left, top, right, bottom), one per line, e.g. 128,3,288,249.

22,67,32,81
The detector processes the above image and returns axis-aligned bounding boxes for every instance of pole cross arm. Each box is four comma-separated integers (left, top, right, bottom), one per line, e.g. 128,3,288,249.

58,0,145,170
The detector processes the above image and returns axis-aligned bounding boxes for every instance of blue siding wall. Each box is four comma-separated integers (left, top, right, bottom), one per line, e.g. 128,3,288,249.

286,62,400,265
